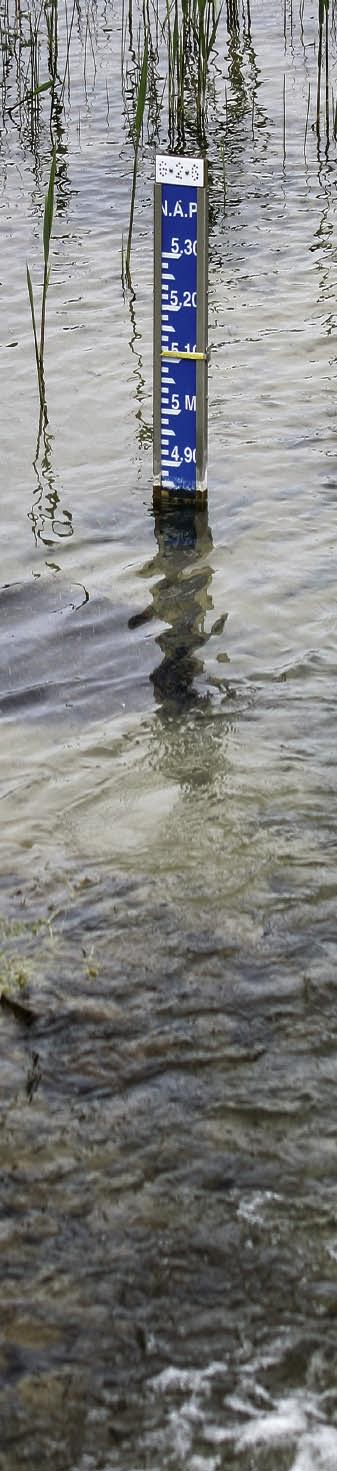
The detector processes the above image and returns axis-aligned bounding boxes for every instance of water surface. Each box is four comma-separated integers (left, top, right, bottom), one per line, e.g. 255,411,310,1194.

1,3,337,1467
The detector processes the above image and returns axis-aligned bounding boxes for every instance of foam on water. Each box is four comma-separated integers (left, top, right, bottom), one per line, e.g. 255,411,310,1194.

237,1189,282,1225
149,1357,337,1470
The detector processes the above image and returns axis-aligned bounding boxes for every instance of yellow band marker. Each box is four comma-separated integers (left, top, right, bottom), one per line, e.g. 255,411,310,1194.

161,349,207,362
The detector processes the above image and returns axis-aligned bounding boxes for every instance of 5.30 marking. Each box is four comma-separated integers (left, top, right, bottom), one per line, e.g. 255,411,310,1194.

170,237,197,257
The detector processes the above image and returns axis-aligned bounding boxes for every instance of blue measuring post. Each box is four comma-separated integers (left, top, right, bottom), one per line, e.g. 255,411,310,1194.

153,155,208,502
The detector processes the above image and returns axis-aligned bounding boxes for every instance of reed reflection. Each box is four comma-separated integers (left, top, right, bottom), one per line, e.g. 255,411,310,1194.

29,424,73,547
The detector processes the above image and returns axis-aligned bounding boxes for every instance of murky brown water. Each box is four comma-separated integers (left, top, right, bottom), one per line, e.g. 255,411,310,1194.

2,3,337,1467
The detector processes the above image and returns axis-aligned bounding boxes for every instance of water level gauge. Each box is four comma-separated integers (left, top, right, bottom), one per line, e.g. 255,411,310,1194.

153,154,208,501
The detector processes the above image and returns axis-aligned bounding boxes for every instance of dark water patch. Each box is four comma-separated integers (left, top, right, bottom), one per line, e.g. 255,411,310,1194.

0,578,157,724
0,504,235,726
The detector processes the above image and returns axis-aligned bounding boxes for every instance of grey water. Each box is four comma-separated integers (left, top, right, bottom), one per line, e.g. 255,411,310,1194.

1,2,337,1467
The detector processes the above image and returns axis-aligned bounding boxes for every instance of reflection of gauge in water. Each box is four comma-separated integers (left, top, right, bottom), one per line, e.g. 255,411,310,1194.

150,502,214,715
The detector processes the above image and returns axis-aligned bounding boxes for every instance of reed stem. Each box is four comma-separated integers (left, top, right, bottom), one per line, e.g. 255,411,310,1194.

26,145,56,423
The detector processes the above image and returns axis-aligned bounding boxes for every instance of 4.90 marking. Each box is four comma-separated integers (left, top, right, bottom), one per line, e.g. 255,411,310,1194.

169,446,196,465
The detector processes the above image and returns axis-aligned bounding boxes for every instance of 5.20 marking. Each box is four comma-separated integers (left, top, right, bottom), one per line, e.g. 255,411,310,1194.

168,289,197,309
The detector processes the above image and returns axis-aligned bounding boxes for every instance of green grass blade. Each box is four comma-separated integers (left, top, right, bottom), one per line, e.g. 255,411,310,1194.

28,79,52,98
26,265,39,363
43,145,56,267
135,37,148,139
26,263,43,408
125,36,148,280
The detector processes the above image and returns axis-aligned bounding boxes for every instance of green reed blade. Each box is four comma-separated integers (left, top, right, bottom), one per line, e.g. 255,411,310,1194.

26,263,44,410
43,144,56,267
135,33,148,139
28,79,52,98
125,38,148,283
